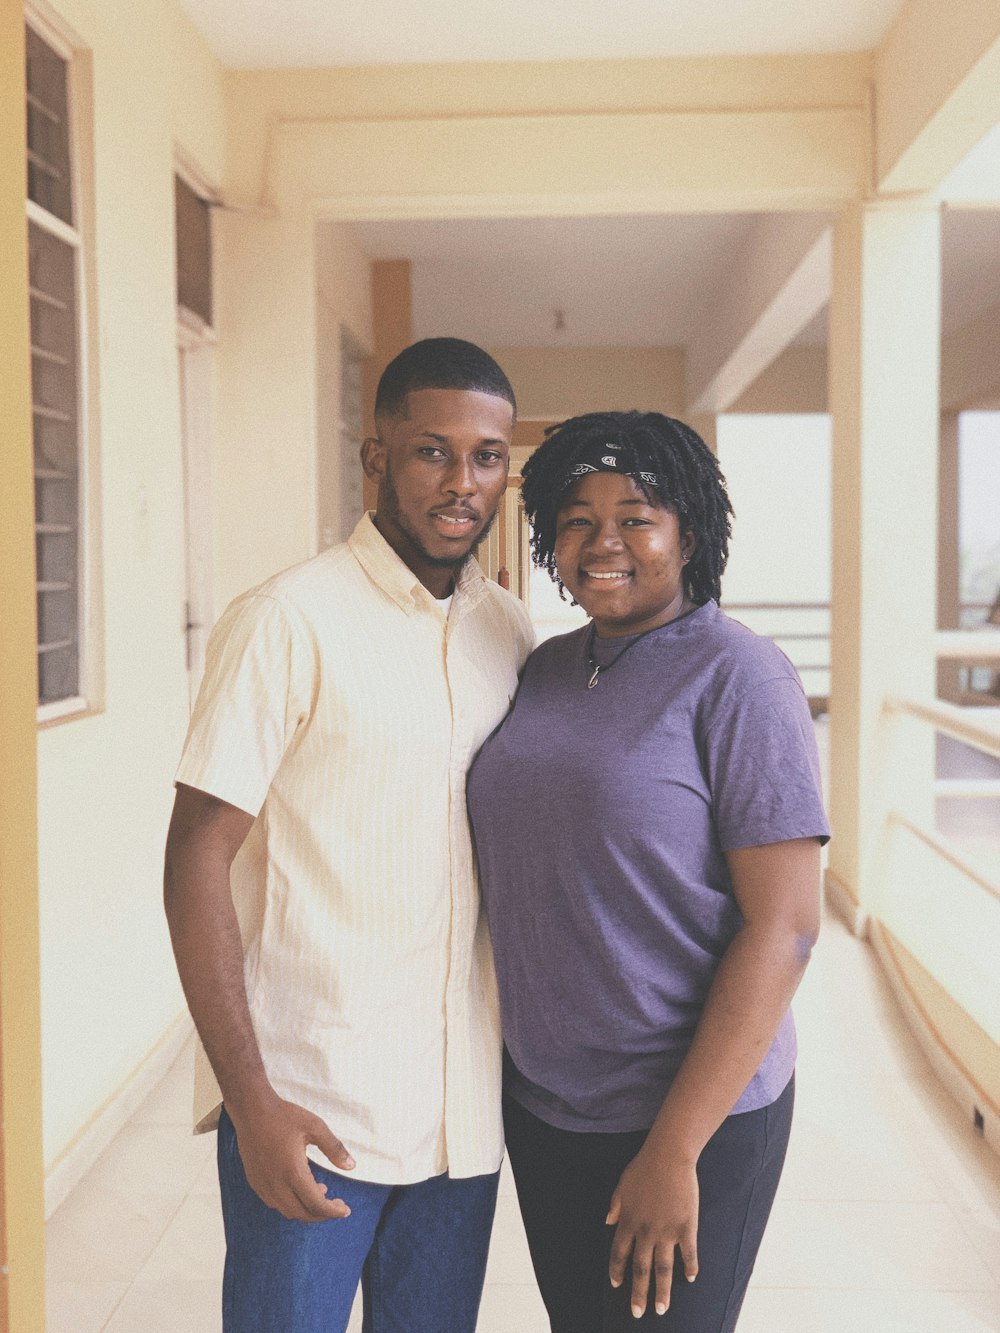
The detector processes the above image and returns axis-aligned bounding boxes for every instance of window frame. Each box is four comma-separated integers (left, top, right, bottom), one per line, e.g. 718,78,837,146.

26,9,95,725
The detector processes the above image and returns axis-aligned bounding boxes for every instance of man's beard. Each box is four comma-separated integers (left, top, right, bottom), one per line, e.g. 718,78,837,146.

380,469,499,569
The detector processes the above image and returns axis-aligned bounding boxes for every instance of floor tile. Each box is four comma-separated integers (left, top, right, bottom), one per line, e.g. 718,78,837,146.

755,1197,997,1292
103,1278,220,1333
476,1281,549,1332
46,1176,177,1287
484,1193,535,1285
45,1281,127,1333
739,1285,1000,1332
131,1192,225,1286
131,1041,196,1127
86,1119,214,1205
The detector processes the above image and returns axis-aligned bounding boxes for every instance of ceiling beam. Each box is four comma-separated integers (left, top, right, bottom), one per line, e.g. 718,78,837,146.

875,0,1000,195
268,108,866,220
685,215,831,415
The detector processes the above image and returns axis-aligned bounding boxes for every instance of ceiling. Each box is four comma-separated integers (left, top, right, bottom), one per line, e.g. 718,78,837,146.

179,0,906,70
183,0,999,376
352,213,770,348
350,207,1000,353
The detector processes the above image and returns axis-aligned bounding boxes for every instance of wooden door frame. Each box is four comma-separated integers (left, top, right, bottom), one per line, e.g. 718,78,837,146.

0,11,46,1331
177,311,216,709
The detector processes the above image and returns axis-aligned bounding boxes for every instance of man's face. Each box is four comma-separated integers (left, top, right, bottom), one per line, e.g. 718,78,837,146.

363,387,514,595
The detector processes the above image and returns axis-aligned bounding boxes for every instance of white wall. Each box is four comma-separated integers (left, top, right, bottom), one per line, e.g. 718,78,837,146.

33,0,226,1169
717,413,832,697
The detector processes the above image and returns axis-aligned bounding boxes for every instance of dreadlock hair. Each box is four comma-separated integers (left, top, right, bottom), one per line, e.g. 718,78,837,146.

375,338,516,421
520,410,733,606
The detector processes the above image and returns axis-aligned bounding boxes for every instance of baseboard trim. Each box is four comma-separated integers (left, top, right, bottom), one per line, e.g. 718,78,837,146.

44,1011,193,1218
823,866,868,938
870,923,1000,1161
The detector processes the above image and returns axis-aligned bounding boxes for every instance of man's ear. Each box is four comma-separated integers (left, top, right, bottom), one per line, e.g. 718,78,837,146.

681,529,697,564
361,436,386,482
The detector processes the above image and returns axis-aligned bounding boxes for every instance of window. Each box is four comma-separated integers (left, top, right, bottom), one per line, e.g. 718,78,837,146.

175,173,212,327
25,20,85,714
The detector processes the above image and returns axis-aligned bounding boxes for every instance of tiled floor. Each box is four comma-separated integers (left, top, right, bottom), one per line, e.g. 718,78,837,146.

46,907,1000,1332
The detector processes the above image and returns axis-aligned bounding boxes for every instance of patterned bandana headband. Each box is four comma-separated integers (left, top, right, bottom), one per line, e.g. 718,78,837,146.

557,440,670,501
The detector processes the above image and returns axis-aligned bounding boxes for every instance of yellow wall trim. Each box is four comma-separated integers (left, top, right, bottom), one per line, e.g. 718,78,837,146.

0,8,46,1329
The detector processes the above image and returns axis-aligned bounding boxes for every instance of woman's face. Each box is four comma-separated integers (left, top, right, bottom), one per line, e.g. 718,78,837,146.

554,471,696,638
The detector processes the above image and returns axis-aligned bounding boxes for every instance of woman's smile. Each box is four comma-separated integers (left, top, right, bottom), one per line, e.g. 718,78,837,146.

555,472,695,638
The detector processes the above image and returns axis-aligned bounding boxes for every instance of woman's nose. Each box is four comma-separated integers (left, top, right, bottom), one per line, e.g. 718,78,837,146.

586,520,624,550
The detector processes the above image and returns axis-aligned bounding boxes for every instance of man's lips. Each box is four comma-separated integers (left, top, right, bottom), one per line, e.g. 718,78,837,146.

431,509,479,532
581,569,632,581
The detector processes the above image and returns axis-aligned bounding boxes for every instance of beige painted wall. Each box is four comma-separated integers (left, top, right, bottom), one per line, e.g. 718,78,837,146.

491,346,684,420
316,225,373,549
31,0,225,1169
730,345,828,414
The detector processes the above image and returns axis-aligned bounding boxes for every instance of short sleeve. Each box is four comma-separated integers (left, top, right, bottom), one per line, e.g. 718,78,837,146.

704,675,831,851
175,594,309,816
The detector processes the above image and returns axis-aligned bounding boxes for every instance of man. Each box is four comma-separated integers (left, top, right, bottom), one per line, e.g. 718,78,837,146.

163,338,533,1332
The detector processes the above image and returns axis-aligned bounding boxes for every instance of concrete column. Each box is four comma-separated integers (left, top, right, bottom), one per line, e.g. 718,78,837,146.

0,10,46,1329
826,200,941,928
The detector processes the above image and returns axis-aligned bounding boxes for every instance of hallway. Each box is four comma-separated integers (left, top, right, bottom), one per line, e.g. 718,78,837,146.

46,907,1000,1332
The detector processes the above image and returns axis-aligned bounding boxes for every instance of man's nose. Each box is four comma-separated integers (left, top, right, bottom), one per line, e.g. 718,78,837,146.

444,456,476,496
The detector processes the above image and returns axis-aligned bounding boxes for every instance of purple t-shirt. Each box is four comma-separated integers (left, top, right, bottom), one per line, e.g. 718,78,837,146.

467,600,830,1133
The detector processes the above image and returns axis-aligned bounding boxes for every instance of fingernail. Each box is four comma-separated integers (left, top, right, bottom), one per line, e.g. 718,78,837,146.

344,1155,356,1169
605,1212,613,1225
656,1303,667,1315
610,1278,622,1289
687,1274,697,1283
631,1304,643,1319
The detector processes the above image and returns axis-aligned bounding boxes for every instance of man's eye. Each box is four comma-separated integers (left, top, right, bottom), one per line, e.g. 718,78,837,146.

477,451,504,464
418,447,445,458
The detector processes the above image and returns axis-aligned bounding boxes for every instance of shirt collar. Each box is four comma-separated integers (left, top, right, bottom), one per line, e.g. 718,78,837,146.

348,512,489,616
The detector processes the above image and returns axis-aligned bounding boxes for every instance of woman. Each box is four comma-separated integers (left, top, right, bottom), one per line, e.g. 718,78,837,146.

468,411,830,1332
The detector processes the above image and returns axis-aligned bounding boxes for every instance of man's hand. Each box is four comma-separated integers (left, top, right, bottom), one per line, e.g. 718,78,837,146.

606,1147,699,1320
228,1092,357,1222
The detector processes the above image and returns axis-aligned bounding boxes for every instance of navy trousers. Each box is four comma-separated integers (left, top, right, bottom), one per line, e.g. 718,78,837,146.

503,1075,794,1333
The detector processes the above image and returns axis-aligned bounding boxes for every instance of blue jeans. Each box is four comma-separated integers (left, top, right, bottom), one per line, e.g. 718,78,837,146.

217,1108,499,1333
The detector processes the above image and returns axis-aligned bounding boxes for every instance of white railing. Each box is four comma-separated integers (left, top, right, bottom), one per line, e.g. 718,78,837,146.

873,673,1000,1149
720,600,830,699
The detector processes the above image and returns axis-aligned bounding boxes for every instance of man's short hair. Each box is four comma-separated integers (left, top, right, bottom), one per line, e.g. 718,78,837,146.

374,338,516,421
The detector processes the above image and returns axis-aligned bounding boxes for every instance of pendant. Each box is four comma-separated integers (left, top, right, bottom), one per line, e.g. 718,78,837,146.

587,666,600,689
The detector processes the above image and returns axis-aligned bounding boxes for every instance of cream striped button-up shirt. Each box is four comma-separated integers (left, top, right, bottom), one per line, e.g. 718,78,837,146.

175,514,534,1184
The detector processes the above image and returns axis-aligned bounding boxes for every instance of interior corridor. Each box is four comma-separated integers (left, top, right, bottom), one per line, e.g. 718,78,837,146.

46,920,1000,1329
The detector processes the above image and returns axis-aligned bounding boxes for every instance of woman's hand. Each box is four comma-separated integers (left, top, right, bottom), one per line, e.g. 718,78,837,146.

607,1143,699,1319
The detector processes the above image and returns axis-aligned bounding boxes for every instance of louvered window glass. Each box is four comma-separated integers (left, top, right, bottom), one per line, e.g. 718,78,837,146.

26,23,83,708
